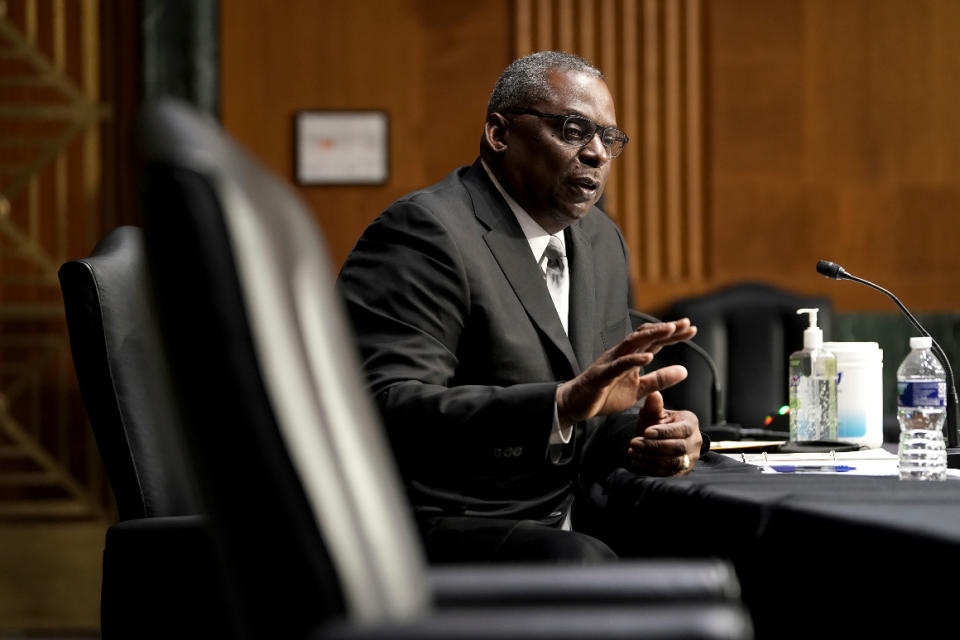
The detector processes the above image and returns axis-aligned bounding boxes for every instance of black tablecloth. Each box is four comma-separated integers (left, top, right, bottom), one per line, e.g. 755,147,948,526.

592,454,960,637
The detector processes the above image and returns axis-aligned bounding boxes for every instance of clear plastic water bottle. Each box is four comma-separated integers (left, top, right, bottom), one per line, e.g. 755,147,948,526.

897,336,947,481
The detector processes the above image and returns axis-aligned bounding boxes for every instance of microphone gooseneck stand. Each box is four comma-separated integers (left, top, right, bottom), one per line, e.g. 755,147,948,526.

816,260,960,453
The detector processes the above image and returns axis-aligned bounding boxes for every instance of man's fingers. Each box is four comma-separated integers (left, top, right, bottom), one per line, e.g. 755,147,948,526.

629,436,689,457
616,319,697,357
599,352,652,378
635,364,687,396
639,390,665,421
626,454,694,476
646,325,697,355
640,420,696,440
613,322,678,357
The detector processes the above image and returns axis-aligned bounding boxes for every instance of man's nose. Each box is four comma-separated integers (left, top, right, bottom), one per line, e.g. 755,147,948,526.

578,132,610,166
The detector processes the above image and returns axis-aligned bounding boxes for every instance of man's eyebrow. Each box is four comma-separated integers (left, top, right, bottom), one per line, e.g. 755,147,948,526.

566,110,619,128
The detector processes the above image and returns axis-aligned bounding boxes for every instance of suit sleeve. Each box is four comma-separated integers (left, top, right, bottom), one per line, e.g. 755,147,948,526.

336,201,557,466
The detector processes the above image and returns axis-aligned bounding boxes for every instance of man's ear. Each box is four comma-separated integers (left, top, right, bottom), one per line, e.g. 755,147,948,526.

483,113,509,153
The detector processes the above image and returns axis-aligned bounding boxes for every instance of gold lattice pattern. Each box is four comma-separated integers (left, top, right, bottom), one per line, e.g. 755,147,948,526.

0,0,109,517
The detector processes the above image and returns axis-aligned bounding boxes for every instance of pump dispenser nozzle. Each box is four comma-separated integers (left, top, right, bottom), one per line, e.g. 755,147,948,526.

796,308,823,349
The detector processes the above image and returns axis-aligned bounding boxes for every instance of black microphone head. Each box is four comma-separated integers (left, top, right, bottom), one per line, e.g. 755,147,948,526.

816,260,847,279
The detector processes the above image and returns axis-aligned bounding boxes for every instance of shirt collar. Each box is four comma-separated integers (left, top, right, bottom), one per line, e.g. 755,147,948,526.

480,159,565,264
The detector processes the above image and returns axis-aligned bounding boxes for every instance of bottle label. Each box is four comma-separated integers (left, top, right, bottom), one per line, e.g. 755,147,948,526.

897,381,946,408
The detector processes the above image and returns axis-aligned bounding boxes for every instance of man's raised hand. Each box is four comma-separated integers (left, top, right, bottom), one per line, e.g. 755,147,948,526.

555,319,697,428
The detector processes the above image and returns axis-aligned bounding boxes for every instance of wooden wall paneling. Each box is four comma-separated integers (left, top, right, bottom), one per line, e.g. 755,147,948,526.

708,0,960,311
221,0,511,270
220,0,958,312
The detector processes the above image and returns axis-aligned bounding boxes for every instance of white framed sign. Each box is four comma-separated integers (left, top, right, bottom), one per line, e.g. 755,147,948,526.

294,110,389,185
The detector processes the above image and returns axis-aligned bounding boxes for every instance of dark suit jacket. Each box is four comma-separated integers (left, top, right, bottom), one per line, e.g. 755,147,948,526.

337,159,636,535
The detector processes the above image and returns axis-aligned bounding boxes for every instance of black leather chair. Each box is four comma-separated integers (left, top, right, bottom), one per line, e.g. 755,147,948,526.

655,283,833,434
138,98,753,639
59,226,231,638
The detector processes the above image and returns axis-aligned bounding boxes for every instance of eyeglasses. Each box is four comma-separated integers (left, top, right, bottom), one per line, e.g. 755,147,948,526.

506,109,629,158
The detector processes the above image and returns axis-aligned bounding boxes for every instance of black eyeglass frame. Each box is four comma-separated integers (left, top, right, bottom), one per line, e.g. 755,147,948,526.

505,109,629,158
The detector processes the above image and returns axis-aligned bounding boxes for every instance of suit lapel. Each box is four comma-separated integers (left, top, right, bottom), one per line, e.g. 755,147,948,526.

566,222,598,371
463,162,581,376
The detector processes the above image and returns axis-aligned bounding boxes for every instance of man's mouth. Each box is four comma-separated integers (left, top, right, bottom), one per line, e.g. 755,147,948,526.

568,176,601,198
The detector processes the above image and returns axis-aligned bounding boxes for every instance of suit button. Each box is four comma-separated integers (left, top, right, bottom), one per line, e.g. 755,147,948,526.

492,448,502,458
512,446,523,456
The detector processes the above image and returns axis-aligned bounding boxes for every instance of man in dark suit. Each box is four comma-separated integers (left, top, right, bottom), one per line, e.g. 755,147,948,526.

337,51,704,562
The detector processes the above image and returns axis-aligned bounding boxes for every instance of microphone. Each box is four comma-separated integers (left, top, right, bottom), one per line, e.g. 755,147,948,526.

815,260,847,280
816,260,960,448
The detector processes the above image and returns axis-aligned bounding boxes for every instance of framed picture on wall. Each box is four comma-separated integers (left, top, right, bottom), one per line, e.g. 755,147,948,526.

294,110,389,185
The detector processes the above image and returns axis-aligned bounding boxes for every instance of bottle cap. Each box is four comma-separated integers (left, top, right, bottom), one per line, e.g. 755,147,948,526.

910,336,932,350
796,308,823,349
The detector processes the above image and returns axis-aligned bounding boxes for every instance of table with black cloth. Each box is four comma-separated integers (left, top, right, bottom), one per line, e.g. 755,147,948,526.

593,454,960,637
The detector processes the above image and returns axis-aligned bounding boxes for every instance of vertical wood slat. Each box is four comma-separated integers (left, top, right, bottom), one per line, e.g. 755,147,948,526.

643,0,661,280
53,0,67,263
24,0,36,41
537,0,553,52
82,0,99,252
515,0,532,56
512,0,706,284
558,0,574,51
620,0,640,283
24,0,38,244
578,0,595,68
685,0,703,280
598,0,618,222
26,0,39,250
53,0,69,462
664,0,681,278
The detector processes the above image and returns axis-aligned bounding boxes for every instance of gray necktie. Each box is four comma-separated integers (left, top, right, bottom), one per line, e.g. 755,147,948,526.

544,236,565,285
544,236,571,468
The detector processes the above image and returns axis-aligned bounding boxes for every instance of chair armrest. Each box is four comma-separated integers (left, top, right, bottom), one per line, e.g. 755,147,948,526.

101,515,236,638
429,558,741,607
313,603,753,639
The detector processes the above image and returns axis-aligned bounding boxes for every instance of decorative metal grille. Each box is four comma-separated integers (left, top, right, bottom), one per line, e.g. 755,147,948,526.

0,0,109,518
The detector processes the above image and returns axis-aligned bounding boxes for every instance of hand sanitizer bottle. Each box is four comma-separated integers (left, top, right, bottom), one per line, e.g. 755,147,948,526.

789,308,838,441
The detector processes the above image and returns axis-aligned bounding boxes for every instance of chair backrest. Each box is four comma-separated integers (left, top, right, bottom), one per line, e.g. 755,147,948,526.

59,226,202,520
137,99,430,638
661,282,833,429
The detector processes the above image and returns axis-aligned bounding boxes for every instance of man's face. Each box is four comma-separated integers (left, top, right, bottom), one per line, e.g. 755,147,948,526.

498,69,617,233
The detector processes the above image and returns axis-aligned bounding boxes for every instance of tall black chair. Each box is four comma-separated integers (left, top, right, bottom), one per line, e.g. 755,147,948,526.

138,98,753,639
59,226,231,638
658,282,833,432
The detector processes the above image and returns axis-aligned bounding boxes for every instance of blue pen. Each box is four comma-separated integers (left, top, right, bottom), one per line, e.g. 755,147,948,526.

770,465,856,473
